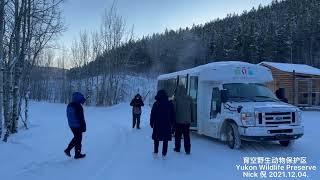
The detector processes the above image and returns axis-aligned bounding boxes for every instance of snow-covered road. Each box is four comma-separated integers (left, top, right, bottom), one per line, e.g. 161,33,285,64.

0,102,319,180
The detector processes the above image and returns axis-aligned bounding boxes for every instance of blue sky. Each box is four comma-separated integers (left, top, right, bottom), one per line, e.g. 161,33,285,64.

60,0,273,47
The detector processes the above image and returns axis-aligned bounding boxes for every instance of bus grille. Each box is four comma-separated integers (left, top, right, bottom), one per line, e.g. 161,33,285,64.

257,112,295,126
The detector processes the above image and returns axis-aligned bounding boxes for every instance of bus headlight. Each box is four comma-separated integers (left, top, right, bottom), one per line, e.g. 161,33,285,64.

296,110,302,125
241,112,256,126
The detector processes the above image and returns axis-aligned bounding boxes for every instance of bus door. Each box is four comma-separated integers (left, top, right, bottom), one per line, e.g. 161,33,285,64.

188,76,198,129
208,87,222,138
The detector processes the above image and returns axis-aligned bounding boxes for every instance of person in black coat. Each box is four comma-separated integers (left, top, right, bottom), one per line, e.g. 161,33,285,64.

275,88,288,103
64,92,87,159
130,94,144,129
150,90,175,158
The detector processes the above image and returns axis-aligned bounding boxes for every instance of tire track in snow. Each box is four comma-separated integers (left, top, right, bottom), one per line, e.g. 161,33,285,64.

11,106,132,180
91,119,131,179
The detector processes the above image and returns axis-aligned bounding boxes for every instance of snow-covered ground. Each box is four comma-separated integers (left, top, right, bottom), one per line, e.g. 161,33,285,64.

0,102,319,180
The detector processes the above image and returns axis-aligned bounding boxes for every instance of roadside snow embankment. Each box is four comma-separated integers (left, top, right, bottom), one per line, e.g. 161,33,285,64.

0,102,319,180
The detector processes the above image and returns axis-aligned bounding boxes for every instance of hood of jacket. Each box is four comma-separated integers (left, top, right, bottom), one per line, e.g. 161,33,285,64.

155,90,168,102
135,94,142,99
72,92,86,104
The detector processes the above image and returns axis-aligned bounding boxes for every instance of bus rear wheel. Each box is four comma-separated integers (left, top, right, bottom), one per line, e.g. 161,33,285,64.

226,123,241,149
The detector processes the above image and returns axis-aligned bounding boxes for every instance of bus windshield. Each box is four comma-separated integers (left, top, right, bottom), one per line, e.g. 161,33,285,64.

223,83,279,102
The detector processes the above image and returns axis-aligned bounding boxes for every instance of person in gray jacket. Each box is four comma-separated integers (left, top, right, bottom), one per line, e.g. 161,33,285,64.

173,85,193,154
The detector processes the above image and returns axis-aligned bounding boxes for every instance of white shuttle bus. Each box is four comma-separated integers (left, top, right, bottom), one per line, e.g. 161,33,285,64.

157,61,304,149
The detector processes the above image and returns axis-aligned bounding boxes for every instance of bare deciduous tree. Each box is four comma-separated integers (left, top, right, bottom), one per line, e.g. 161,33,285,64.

100,1,128,105
2,0,65,142
0,0,4,138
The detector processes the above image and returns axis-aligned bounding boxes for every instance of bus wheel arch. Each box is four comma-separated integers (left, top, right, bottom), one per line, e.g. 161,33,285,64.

221,119,241,149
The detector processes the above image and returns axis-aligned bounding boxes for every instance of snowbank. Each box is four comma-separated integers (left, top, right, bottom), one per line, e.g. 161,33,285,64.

0,102,319,180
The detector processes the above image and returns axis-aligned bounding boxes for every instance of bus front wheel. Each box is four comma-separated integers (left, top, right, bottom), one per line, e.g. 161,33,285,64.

226,123,241,149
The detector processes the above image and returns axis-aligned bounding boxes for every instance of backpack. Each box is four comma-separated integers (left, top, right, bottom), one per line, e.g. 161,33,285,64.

133,106,142,114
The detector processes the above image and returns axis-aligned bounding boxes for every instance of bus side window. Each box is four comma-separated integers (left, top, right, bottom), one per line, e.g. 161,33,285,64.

189,76,198,127
158,80,165,91
179,76,187,88
189,76,198,99
210,88,221,119
158,78,177,98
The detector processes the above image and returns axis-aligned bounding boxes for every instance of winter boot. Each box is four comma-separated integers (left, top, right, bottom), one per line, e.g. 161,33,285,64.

162,155,167,160
152,152,158,159
75,153,86,159
174,148,180,153
74,150,86,159
64,149,71,157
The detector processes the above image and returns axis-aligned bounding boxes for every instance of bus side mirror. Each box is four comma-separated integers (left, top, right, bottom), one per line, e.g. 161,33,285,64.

221,89,229,103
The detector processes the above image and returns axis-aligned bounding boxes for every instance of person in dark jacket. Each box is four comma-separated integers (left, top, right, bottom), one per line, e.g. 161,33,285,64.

173,85,193,155
150,90,175,159
64,92,87,159
275,88,288,103
130,94,144,129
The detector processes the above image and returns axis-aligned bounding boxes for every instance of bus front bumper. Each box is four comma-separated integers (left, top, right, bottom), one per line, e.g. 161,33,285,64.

238,125,304,142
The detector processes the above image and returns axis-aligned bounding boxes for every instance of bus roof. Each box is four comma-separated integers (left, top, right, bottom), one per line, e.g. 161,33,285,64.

157,61,268,80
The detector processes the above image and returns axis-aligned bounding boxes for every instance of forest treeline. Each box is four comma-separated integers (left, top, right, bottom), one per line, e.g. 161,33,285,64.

30,0,320,107
68,0,320,80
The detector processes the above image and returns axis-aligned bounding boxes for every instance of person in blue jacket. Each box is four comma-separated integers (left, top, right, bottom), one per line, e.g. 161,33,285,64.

64,92,87,159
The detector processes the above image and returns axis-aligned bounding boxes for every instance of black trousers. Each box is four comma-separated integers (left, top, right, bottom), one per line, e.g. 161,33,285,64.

174,123,191,153
66,128,83,153
132,114,141,128
154,140,168,156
